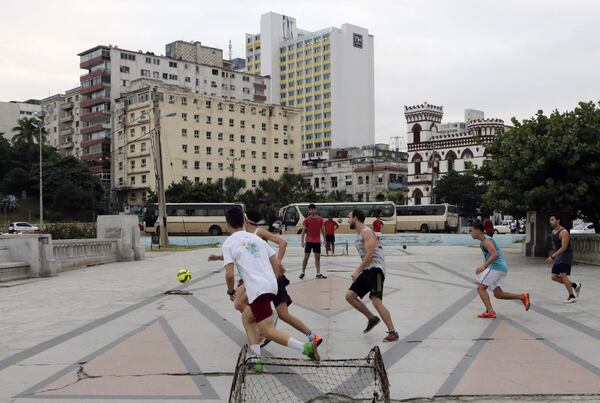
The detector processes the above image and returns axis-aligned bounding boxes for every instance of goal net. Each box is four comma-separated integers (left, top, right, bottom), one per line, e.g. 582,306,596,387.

229,345,390,403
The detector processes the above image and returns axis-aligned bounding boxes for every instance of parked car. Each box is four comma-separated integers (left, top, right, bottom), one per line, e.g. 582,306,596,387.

571,222,595,234
493,224,511,234
8,222,39,233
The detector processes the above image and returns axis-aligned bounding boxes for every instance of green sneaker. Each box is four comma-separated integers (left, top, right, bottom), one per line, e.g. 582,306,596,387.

303,340,320,361
247,357,264,373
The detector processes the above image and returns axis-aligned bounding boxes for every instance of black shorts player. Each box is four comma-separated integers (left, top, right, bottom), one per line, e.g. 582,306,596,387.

349,267,385,300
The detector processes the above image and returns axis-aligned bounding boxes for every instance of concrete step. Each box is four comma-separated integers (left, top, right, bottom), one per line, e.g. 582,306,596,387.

0,246,10,263
0,262,30,282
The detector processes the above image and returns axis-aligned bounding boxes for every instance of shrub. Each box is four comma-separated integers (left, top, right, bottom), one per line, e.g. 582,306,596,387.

43,223,96,239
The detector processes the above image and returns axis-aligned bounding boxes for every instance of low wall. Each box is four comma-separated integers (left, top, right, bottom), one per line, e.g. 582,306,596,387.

52,239,118,272
571,234,600,266
0,234,57,277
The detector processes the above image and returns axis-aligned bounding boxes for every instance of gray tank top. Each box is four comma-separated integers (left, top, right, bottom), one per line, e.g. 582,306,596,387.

355,228,385,274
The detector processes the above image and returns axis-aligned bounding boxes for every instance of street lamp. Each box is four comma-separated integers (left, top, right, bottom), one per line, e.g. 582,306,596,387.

32,111,45,230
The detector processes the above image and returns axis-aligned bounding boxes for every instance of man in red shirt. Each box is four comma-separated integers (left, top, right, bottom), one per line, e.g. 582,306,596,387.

372,211,384,240
483,217,494,237
324,214,339,256
300,203,327,279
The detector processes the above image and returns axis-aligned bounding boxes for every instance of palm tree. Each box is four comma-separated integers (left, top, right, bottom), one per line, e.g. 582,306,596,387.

11,117,47,167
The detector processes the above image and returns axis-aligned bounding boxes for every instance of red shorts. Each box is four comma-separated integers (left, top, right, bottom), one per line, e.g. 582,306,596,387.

250,293,274,323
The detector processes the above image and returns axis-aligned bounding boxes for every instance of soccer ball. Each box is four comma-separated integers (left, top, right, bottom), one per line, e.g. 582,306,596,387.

177,269,192,283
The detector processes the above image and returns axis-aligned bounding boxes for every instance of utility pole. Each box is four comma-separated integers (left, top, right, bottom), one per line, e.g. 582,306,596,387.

152,87,169,247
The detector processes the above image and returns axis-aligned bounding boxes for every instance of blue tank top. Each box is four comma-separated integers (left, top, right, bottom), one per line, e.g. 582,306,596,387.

480,235,508,272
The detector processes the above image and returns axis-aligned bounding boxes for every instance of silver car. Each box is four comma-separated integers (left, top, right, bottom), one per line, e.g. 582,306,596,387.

8,222,39,233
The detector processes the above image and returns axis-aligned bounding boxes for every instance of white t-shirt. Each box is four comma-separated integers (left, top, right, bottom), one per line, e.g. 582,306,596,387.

222,230,277,303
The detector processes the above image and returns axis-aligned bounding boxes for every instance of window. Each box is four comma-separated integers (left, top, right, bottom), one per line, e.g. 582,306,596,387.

205,100,211,109
229,118,234,127
240,120,245,128
194,130,200,138
229,133,235,142
141,69,150,77
240,135,245,143
206,162,212,170
141,142,147,152
218,162,224,171
262,151,267,159
181,112,187,121
206,146,212,155
261,123,267,131
241,149,246,158
181,128,187,137
130,160,135,170
182,144,188,153
331,177,338,188
194,145,200,154
206,116,212,124
218,132,223,141
218,118,223,126
194,161,200,169
252,150,256,159
130,144,135,153
182,160,188,169
252,165,257,173
251,136,256,144
130,176,136,185
274,152,279,159
274,138,279,144
262,137,267,145
218,148,223,156
169,61,177,68
252,179,257,188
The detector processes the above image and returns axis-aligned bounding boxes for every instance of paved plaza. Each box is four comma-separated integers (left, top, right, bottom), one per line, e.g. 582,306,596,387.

0,238,599,402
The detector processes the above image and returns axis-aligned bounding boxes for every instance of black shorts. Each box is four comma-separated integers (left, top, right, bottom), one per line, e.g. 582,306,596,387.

552,262,572,275
273,275,292,307
305,242,321,254
349,267,385,300
325,234,335,243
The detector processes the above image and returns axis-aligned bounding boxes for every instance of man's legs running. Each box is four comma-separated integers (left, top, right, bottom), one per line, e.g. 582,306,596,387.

276,302,322,345
371,297,395,332
477,283,495,314
345,290,375,319
315,252,322,276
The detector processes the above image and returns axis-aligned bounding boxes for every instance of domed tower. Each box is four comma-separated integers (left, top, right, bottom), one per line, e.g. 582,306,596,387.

404,102,443,205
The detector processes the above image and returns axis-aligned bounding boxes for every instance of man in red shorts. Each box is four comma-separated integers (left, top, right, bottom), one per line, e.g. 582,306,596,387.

323,213,339,256
300,203,327,279
222,208,319,370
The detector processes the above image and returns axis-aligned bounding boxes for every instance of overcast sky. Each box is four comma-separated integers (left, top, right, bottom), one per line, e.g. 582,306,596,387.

1,0,599,144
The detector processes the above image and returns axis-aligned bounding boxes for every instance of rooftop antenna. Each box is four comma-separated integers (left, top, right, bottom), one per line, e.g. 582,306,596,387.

228,39,232,62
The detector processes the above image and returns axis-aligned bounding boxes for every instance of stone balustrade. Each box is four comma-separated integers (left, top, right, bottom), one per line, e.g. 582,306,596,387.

52,239,118,272
571,234,600,266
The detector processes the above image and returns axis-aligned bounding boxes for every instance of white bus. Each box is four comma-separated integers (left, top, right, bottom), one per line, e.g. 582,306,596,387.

278,202,397,235
143,203,244,236
395,203,459,233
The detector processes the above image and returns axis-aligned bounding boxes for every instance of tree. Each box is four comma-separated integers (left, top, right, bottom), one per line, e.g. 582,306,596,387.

11,117,47,168
482,101,600,233
223,177,246,202
434,170,486,217
327,190,352,202
384,190,407,206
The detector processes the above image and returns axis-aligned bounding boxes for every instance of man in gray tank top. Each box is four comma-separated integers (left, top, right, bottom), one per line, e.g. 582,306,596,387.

345,209,398,342
547,213,581,303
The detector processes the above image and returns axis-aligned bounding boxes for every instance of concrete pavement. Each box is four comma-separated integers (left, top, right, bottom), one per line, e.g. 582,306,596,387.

0,239,599,402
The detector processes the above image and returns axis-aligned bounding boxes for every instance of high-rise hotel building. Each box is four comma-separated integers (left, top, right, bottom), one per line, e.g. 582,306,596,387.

246,12,375,161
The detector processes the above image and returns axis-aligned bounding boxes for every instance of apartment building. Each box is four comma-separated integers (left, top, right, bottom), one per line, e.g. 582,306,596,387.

247,12,375,161
302,144,408,202
0,100,41,142
40,94,64,149
78,40,270,184
112,80,301,208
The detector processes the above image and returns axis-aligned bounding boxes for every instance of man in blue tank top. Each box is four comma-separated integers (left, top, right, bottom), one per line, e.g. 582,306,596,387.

547,214,581,303
470,221,530,318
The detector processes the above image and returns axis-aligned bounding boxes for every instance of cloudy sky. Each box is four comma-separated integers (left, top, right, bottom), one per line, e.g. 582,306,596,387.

1,0,599,144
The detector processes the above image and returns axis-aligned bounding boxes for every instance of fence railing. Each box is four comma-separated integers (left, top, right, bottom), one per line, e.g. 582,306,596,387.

52,239,118,272
571,234,600,266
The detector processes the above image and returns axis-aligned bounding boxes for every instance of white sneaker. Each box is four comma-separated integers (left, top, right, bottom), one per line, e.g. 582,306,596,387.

574,283,582,298
563,296,576,303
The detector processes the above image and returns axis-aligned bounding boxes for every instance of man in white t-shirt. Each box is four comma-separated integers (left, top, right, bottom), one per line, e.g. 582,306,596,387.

222,208,320,370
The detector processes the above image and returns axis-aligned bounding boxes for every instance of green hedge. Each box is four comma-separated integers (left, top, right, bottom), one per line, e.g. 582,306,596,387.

43,223,96,239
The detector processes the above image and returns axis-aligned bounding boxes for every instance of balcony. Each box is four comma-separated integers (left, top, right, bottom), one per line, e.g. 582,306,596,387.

81,138,110,149
81,123,109,135
80,97,110,109
60,127,74,136
59,115,74,124
80,69,110,82
60,102,74,110
253,94,267,103
409,174,432,184
60,141,74,149
253,82,267,91
80,83,109,96
80,55,109,70
80,110,110,122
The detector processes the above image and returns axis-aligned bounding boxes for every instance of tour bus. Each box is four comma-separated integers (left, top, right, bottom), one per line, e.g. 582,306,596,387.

395,203,459,233
278,202,397,234
143,203,245,236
